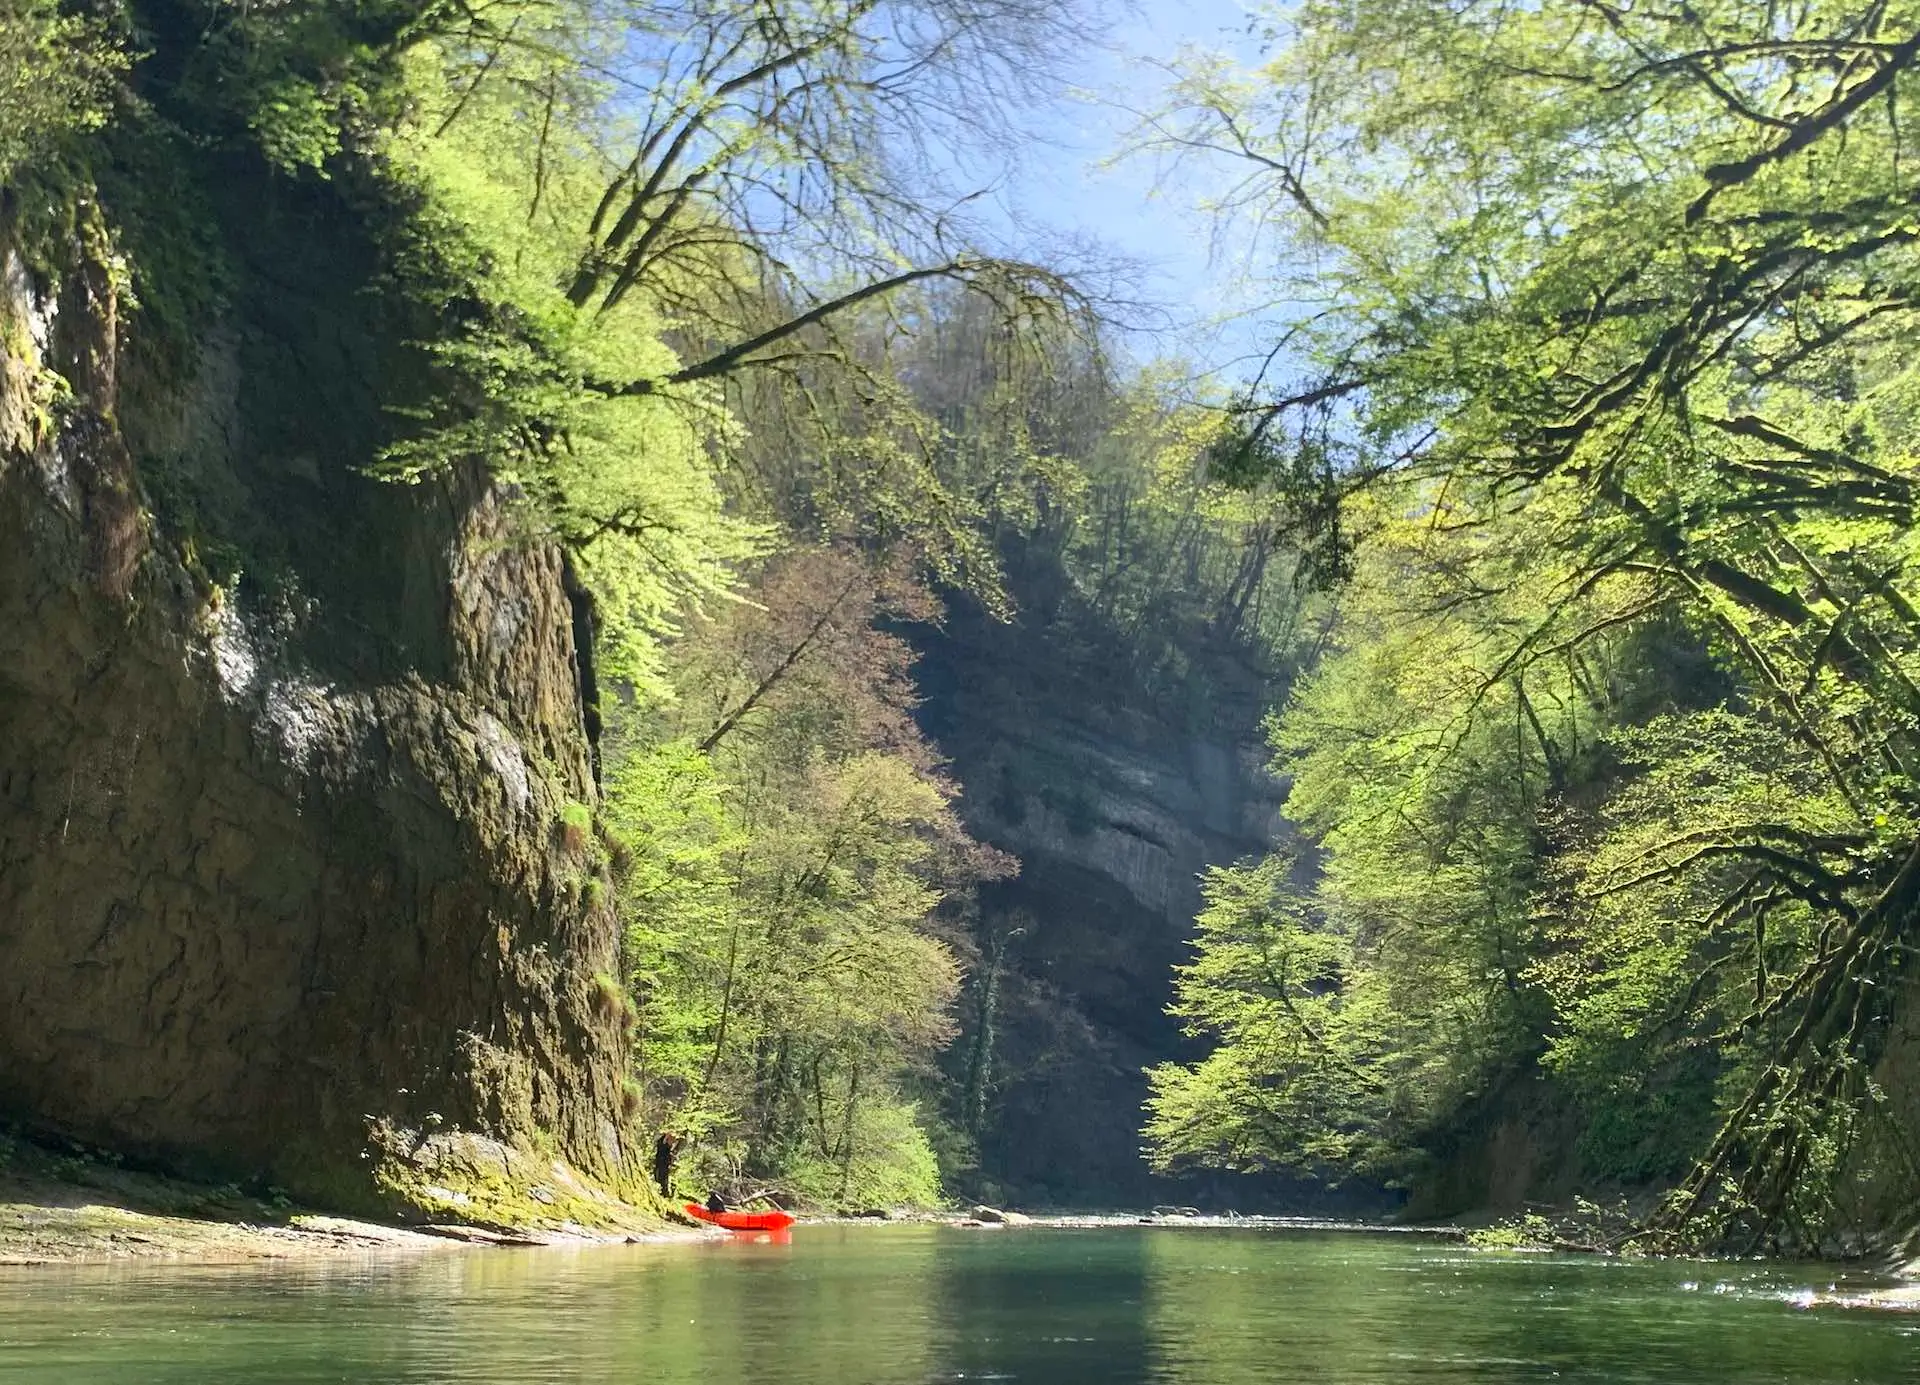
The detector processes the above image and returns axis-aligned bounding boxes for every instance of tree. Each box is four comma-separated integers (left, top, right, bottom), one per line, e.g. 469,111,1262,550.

1143,0,1920,1247
1146,488,1665,1184
423,0,1094,390
605,547,1013,1205
376,0,1111,666
0,1,122,185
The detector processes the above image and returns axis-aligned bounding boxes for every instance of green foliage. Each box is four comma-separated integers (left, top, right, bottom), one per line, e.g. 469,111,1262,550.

555,799,593,857
1147,0,1920,1250
1466,1215,1557,1252
0,0,124,185
1147,856,1407,1178
777,1095,946,1209
602,740,741,1142
132,0,425,167
375,42,770,694
588,971,626,1023
898,305,1316,715
1468,1198,1636,1253
604,550,1010,1207
1056,383,1314,691
378,0,1098,634
1148,493,1653,1183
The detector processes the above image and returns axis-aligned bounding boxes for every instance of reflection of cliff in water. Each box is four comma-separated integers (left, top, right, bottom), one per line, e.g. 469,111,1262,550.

912,545,1365,1211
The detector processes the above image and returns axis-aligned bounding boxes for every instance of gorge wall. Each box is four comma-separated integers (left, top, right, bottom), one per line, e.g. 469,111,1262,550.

0,164,636,1215
913,544,1306,1208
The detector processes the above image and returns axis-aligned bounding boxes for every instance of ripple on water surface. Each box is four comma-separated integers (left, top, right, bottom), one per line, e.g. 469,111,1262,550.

1,1226,1916,1384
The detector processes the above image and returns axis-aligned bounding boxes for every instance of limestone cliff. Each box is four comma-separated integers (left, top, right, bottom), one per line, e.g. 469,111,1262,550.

0,191,637,1216
914,547,1296,1207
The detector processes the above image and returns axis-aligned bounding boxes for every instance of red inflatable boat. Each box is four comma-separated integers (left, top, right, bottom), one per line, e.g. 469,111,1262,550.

686,1202,796,1231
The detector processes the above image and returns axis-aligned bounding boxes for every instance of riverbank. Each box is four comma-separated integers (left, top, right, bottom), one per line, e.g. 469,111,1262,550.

0,1132,685,1265
866,1207,1920,1311
8,1146,1917,1319
847,1207,1469,1236
0,1175,1428,1263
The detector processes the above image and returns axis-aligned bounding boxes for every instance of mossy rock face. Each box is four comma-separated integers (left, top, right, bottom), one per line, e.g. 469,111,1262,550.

370,1129,665,1231
0,164,637,1212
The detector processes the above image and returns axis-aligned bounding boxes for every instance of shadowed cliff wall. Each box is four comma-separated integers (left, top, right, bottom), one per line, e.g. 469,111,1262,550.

913,544,1317,1209
0,164,635,1212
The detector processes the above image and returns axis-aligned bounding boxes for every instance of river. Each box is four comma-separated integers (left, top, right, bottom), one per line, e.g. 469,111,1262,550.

2,1225,1917,1382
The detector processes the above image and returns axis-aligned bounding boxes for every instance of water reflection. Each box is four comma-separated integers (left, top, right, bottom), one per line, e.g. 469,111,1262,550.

1142,1230,1920,1385
928,1223,1152,1383
1,1227,1917,1384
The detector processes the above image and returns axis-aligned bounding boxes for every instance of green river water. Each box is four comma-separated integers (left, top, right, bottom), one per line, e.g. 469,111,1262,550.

2,1225,1917,1383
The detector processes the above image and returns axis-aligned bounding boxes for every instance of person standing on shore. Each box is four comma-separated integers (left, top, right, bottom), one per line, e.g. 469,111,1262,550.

651,1132,680,1197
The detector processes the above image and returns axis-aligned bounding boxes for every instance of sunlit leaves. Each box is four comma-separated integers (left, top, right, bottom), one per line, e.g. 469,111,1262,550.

606,549,1005,1205
0,1,124,184
1147,0,1920,1243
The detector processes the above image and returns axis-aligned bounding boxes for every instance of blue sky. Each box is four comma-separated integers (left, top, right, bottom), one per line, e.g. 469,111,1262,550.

974,0,1277,379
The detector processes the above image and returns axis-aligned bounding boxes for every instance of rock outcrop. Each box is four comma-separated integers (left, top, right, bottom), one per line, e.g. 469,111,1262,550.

0,192,635,1213
914,563,1292,1207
